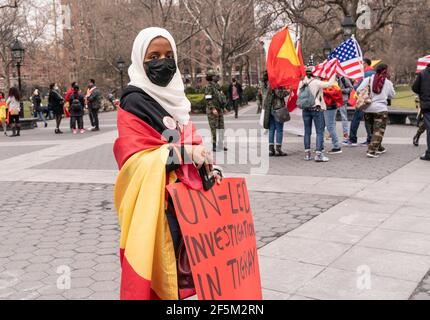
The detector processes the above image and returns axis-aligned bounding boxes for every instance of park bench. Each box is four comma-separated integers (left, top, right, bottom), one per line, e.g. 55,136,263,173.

336,107,418,125
6,117,39,130
387,108,418,125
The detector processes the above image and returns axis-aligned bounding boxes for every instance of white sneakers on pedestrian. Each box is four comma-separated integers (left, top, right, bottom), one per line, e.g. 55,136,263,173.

367,152,379,158
315,152,329,162
305,150,330,162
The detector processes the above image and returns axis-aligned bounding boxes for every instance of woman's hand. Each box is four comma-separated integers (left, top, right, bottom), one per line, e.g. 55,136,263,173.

184,145,213,172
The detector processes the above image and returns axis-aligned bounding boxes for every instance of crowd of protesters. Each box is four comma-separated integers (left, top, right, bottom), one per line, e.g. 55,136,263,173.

262,57,429,162
0,79,103,137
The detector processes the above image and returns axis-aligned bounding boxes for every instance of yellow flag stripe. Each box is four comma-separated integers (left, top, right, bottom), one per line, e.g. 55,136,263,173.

277,31,300,66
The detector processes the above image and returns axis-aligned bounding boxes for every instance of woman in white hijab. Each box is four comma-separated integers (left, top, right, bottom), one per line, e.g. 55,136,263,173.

114,27,218,300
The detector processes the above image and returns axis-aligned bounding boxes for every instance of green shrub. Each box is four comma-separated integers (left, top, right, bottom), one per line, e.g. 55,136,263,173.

187,94,206,113
243,86,258,102
221,84,229,97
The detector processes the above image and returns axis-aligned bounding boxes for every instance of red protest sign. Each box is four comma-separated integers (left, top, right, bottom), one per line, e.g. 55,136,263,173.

167,178,262,300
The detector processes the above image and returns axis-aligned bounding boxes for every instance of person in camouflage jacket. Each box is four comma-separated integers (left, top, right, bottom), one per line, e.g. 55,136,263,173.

413,96,427,147
205,70,228,152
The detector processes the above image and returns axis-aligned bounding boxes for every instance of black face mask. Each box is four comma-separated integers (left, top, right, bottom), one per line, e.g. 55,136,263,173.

144,58,177,87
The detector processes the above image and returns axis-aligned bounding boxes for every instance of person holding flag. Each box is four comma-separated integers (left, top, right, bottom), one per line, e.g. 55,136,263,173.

265,27,304,156
298,67,336,162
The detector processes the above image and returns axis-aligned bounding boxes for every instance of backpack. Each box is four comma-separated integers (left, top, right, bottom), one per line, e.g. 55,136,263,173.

7,97,20,115
356,76,374,111
297,80,316,110
70,95,82,112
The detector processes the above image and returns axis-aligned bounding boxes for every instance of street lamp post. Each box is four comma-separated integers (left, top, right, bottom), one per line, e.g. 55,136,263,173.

323,41,332,60
116,56,125,91
11,39,25,118
341,15,357,39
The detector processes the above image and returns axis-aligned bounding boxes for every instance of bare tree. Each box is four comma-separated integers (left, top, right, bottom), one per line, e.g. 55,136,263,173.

0,0,54,93
264,0,410,59
183,0,276,83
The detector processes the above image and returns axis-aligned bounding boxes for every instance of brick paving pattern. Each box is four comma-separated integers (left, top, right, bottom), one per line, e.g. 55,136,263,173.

0,181,343,300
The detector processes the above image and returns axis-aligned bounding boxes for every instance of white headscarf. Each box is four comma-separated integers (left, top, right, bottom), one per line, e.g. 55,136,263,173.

128,27,191,125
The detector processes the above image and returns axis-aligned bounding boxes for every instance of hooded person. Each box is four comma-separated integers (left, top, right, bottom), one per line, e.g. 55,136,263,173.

113,27,218,300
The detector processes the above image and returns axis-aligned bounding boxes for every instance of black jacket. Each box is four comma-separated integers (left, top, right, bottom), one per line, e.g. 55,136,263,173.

32,95,42,112
120,85,189,172
412,66,430,113
68,92,85,117
228,83,243,102
48,89,64,115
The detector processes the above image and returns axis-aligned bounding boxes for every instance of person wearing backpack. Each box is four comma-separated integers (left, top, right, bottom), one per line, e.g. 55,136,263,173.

68,85,85,135
298,68,336,162
263,87,290,157
6,87,22,137
357,63,395,158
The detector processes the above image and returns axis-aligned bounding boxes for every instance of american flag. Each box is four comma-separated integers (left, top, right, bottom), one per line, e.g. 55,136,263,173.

312,37,364,80
417,55,430,73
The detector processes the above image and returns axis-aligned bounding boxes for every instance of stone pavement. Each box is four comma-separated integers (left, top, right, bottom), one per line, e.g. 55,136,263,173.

0,103,428,300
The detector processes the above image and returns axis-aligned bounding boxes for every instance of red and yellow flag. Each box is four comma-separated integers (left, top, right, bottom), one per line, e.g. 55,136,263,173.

286,41,306,112
267,28,303,89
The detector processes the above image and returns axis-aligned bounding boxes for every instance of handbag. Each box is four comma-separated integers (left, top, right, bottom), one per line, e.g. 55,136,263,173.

272,98,291,123
356,78,373,111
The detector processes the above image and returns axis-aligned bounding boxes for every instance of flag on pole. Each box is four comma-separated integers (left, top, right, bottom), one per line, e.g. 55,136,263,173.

286,41,306,112
296,41,306,77
312,58,346,80
266,28,303,89
417,55,430,73
313,37,364,80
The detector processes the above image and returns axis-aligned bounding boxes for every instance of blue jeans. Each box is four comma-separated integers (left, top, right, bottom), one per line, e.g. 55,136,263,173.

303,109,325,152
350,109,372,143
324,109,340,149
339,104,349,136
269,114,284,145
37,111,47,124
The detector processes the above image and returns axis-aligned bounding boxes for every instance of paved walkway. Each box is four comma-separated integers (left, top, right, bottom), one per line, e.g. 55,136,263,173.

0,103,428,300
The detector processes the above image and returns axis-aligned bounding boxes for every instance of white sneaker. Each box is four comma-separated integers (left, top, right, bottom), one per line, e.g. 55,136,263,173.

304,150,312,161
367,152,380,158
315,152,329,162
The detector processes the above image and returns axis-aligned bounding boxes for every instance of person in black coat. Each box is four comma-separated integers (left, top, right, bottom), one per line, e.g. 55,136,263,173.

228,79,243,119
32,89,47,127
68,85,85,134
48,83,65,134
412,64,430,161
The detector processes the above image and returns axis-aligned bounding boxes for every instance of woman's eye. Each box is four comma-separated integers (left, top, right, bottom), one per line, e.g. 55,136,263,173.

167,53,174,59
